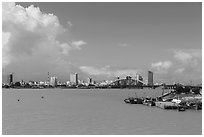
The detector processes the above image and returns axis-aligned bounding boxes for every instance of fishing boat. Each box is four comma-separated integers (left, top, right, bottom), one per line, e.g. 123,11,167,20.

124,97,143,104
178,105,185,111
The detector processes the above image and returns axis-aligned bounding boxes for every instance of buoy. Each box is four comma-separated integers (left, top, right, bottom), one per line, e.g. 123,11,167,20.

41,96,44,99
17,99,20,102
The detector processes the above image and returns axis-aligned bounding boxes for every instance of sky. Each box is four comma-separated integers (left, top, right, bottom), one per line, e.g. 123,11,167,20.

2,2,202,84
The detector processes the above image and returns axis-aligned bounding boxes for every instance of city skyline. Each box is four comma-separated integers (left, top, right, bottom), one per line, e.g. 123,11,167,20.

2,2,202,84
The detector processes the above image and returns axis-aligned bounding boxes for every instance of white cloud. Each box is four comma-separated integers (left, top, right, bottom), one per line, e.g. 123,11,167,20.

174,50,193,63
113,69,140,77
71,40,87,50
79,66,111,76
119,43,128,47
67,21,73,27
174,49,201,64
173,49,201,72
79,66,140,78
2,32,11,67
150,49,202,83
2,3,86,69
2,2,86,81
2,2,65,67
175,68,185,74
151,61,172,74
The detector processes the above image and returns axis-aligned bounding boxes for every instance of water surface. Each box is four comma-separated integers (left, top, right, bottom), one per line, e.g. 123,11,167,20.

2,88,202,135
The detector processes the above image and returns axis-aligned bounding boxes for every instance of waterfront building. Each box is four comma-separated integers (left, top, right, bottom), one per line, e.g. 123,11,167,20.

126,76,132,86
148,71,154,85
50,77,58,87
34,81,38,85
39,81,45,85
44,81,50,86
136,74,144,85
113,76,120,86
87,77,93,85
70,73,78,85
7,73,13,85
81,80,85,85
66,81,71,86
28,81,34,86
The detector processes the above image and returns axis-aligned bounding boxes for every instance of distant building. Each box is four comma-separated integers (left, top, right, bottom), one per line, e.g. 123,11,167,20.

113,76,120,86
7,73,13,85
126,76,132,86
148,71,153,85
39,81,45,85
87,77,93,85
50,77,58,87
114,76,120,81
116,77,120,86
66,81,71,86
70,73,78,85
136,74,144,85
28,81,34,86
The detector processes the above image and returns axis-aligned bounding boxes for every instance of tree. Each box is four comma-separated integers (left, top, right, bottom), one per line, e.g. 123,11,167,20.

183,86,190,94
175,86,184,94
175,86,191,94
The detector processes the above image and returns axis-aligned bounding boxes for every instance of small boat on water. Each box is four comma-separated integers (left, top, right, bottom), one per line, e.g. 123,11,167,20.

124,97,143,104
124,98,131,103
142,97,156,106
178,105,185,111
143,100,156,106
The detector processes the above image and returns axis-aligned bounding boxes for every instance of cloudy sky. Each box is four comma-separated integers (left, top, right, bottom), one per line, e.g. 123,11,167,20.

2,2,202,84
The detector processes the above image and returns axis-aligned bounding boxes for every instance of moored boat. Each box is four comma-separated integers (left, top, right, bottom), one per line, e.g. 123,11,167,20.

124,97,143,104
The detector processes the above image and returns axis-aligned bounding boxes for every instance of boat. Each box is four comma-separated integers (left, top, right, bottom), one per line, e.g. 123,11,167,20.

124,98,130,103
124,97,143,104
178,105,185,111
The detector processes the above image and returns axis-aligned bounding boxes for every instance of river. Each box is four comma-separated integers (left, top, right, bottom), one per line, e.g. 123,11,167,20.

2,88,202,135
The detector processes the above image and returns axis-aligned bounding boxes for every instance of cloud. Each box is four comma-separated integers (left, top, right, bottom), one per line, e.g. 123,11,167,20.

79,65,140,78
80,66,111,76
119,43,128,47
174,49,201,64
3,2,65,67
151,61,172,74
2,32,11,67
71,40,87,50
175,68,185,74
174,49,201,72
174,50,193,63
150,49,202,84
2,2,85,81
67,21,73,27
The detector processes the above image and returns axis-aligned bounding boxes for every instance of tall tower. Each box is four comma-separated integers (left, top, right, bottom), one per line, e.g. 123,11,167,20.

47,72,50,86
75,73,78,85
87,77,92,85
50,77,57,87
70,73,78,85
148,71,153,85
7,73,13,85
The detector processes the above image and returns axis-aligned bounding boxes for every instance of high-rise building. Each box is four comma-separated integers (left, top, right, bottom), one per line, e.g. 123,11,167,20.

148,71,153,85
70,73,78,85
50,77,57,87
7,73,13,85
87,77,92,84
